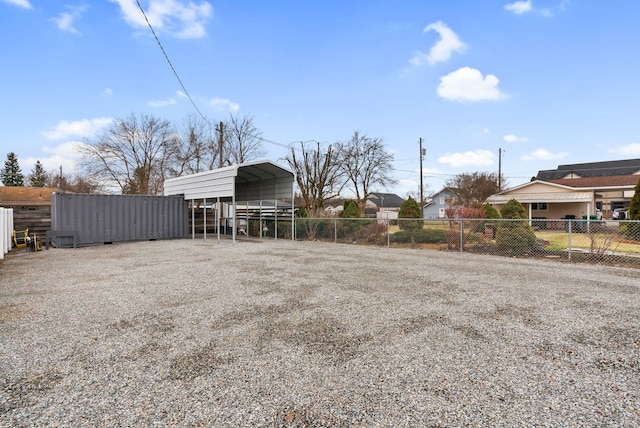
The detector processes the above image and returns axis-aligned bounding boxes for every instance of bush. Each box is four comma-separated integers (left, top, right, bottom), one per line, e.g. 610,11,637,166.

496,199,537,255
392,228,447,244
495,221,537,255
341,200,362,238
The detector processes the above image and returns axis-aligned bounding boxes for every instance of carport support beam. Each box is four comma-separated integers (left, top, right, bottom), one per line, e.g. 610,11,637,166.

191,199,195,240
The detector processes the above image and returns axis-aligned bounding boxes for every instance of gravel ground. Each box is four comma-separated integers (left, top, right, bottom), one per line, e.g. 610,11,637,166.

1,238,639,427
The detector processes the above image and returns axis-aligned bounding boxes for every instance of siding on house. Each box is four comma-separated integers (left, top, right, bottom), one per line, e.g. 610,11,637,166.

423,189,455,219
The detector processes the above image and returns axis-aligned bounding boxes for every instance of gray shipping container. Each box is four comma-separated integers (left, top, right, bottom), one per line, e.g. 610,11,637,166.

50,192,189,248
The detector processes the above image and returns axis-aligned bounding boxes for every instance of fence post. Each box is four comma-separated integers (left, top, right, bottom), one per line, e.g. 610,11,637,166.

568,219,572,261
386,211,390,248
459,218,464,252
334,218,337,243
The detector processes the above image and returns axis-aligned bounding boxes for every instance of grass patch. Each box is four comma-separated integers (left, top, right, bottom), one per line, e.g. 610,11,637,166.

536,230,640,254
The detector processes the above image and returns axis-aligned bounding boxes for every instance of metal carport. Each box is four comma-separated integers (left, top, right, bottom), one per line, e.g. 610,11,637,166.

163,160,295,243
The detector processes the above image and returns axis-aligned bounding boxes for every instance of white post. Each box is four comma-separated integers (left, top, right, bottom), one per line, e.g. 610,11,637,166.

232,181,236,245
216,197,221,244
0,208,5,259
274,198,278,240
191,199,195,239
203,198,207,241
291,178,295,241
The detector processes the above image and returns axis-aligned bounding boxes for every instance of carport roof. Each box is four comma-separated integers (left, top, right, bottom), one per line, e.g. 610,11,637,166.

163,160,294,201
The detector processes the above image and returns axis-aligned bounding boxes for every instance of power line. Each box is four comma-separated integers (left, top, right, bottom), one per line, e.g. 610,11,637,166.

134,0,213,128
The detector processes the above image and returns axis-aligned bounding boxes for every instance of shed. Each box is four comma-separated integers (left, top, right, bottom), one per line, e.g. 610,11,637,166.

163,160,295,243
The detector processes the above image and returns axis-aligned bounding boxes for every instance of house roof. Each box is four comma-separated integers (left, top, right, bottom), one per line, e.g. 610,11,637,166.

0,186,61,206
486,180,596,205
487,192,594,204
537,158,640,180
431,187,454,198
367,192,404,207
548,175,639,188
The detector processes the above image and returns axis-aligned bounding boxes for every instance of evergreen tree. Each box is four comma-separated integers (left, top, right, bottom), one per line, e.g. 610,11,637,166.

341,199,362,239
1,152,25,186
398,197,424,243
28,160,49,187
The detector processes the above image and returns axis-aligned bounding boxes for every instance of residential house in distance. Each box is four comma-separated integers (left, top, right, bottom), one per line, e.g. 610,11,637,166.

366,192,404,220
0,186,62,237
486,158,640,222
423,188,457,219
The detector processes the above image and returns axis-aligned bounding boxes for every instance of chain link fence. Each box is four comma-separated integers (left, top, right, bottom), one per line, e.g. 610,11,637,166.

289,217,640,268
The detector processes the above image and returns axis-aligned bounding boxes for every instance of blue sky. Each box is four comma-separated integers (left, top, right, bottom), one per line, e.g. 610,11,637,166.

1,0,639,195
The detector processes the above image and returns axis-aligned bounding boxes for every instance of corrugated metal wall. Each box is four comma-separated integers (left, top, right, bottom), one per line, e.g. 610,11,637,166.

50,192,189,247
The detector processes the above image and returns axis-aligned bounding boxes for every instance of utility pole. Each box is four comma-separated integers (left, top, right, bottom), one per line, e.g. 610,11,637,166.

218,121,224,168
498,148,503,192
419,138,426,210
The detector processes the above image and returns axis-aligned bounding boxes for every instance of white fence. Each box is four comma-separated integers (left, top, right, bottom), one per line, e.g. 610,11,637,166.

1,207,15,260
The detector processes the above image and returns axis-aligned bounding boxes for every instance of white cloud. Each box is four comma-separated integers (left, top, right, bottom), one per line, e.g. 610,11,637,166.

437,67,507,102
608,143,640,156
505,0,569,17
102,88,113,96
50,5,88,34
503,134,528,143
42,117,113,140
438,149,495,168
1,0,32,9
410,21,466,67
210,98,240,112
483,128,490,134
23,141,84,174
110,0,213,39
148,98,177,107
521,148,569,161
504,0,532,15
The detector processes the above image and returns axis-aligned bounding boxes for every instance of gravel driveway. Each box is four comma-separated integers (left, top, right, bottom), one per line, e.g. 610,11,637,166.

1,239,639,427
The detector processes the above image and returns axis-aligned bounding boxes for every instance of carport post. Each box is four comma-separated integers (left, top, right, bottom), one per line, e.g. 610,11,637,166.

259,200,263,239
274,198,278,240
191,199,195,240
232,189,236,245
203,198,207,241
217,197,221,243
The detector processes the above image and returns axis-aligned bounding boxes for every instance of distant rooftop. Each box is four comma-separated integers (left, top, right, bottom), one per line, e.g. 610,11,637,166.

537,158,640,181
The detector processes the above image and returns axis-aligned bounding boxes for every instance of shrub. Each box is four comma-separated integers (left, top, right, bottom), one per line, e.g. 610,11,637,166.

620,177,640,241
340,199,362,239
398,197,424,243
496,199,537,255
392,228,447,244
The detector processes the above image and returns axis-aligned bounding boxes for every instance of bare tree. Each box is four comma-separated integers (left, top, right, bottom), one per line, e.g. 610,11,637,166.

175,114,218,175
223,113,265,165
285,141,344,215
445,171,506,208
80,113,180,195
48,169,103,193
336,131,396,213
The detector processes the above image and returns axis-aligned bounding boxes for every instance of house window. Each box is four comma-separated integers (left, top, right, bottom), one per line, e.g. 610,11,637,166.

531,202,548,210
439,197,445,205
